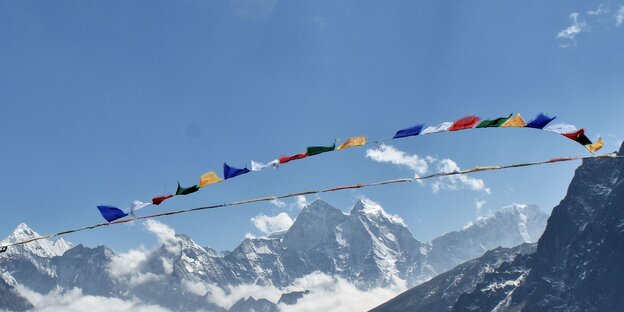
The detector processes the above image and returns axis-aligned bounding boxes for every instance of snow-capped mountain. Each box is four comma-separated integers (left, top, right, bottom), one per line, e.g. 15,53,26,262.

371,243,536,312
1,223,72,259
426,204,547,274
0,198,548,311
374,144,624,312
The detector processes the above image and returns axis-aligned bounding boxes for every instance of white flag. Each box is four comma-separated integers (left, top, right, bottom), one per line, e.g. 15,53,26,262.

544,123,577,134
251,160,280,171
421,122,453,135
131,200,152,213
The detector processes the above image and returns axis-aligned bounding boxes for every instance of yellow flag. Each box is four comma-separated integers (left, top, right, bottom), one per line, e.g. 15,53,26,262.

336,136,367,150
586,137,604,153
501,113,527,127
199,171,222,188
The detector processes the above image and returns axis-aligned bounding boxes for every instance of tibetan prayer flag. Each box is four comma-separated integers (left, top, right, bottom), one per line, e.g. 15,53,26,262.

476,115,511,128
336,136,367,150
421,122,453,135
393,124,424,139
501,113,526,127
574,133,593,146
176,182,200,196
449,116,480,131
587,137,604,153
561,129,586,141
200,171,222,188
223,163,251,180
251,160,280,171
279,153,308,164
306,144,336,156
131,200,151,212
525,113,556,129
545,123,577,134
152,194,173,205
97,205,128,222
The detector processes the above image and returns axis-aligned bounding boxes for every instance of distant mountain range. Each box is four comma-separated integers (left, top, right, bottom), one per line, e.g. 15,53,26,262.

0,198,548,311
374,144,624,312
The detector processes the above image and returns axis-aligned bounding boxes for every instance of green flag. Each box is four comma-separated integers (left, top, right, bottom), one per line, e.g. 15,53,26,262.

476,114,512,128
306,144,336,156
176,182,200,196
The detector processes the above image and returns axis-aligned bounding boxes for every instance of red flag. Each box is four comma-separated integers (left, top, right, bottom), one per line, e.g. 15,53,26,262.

561,128,585,141
279,153,308,164
152,194,174,205
449,115,481,131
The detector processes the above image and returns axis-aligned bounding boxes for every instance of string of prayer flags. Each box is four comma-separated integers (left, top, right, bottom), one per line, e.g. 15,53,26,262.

176,182,200,196
449,116,481,131
200,171,222,187
393,124,424,139
306,144,336,156
223,163,250,180
336,136,367,150
525,113,556,129
97,112,604,223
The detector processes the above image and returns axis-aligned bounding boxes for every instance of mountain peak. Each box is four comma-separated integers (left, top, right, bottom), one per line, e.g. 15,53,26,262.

302,199,344,217
2,223,73,258
351,198,407,227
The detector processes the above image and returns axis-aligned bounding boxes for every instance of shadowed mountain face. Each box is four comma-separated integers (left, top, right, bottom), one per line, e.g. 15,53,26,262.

374,144,624,312
0,198,548,311
0,278,32,312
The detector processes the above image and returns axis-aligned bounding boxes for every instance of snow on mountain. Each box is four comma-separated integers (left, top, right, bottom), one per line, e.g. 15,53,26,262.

0,198,550,311
372,243,536,312
426,203,548,274
1,223,73,258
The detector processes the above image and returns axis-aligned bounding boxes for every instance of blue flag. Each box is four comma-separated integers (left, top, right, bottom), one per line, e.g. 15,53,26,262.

525,113,556,129
223,163,251,180
393,124,424,139
97,205,128,222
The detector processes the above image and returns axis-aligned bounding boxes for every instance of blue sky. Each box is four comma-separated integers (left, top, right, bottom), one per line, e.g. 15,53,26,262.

1,0,623,252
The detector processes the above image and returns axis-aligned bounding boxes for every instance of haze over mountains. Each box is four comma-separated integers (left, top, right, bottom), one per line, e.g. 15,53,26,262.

0,198,547,311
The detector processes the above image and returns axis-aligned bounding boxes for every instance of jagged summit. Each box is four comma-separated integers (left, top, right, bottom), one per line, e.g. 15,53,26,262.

351,198,407,227
2,223,73,258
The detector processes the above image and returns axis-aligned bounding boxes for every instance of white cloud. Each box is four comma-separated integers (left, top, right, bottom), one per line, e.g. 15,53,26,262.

251,212,294,234
15,286,171,312
366,144,428,177
270,199,287,208
296,195,309,209
144,220,180,254
587,4,606,16
182,272,404,312
279,272,405,312
128,272,162,287
108,248,149,278
365,144,490,195
557,12,585,47
182,280,281,310
432,159,491,194
617,5,624,26
475,200,487,216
